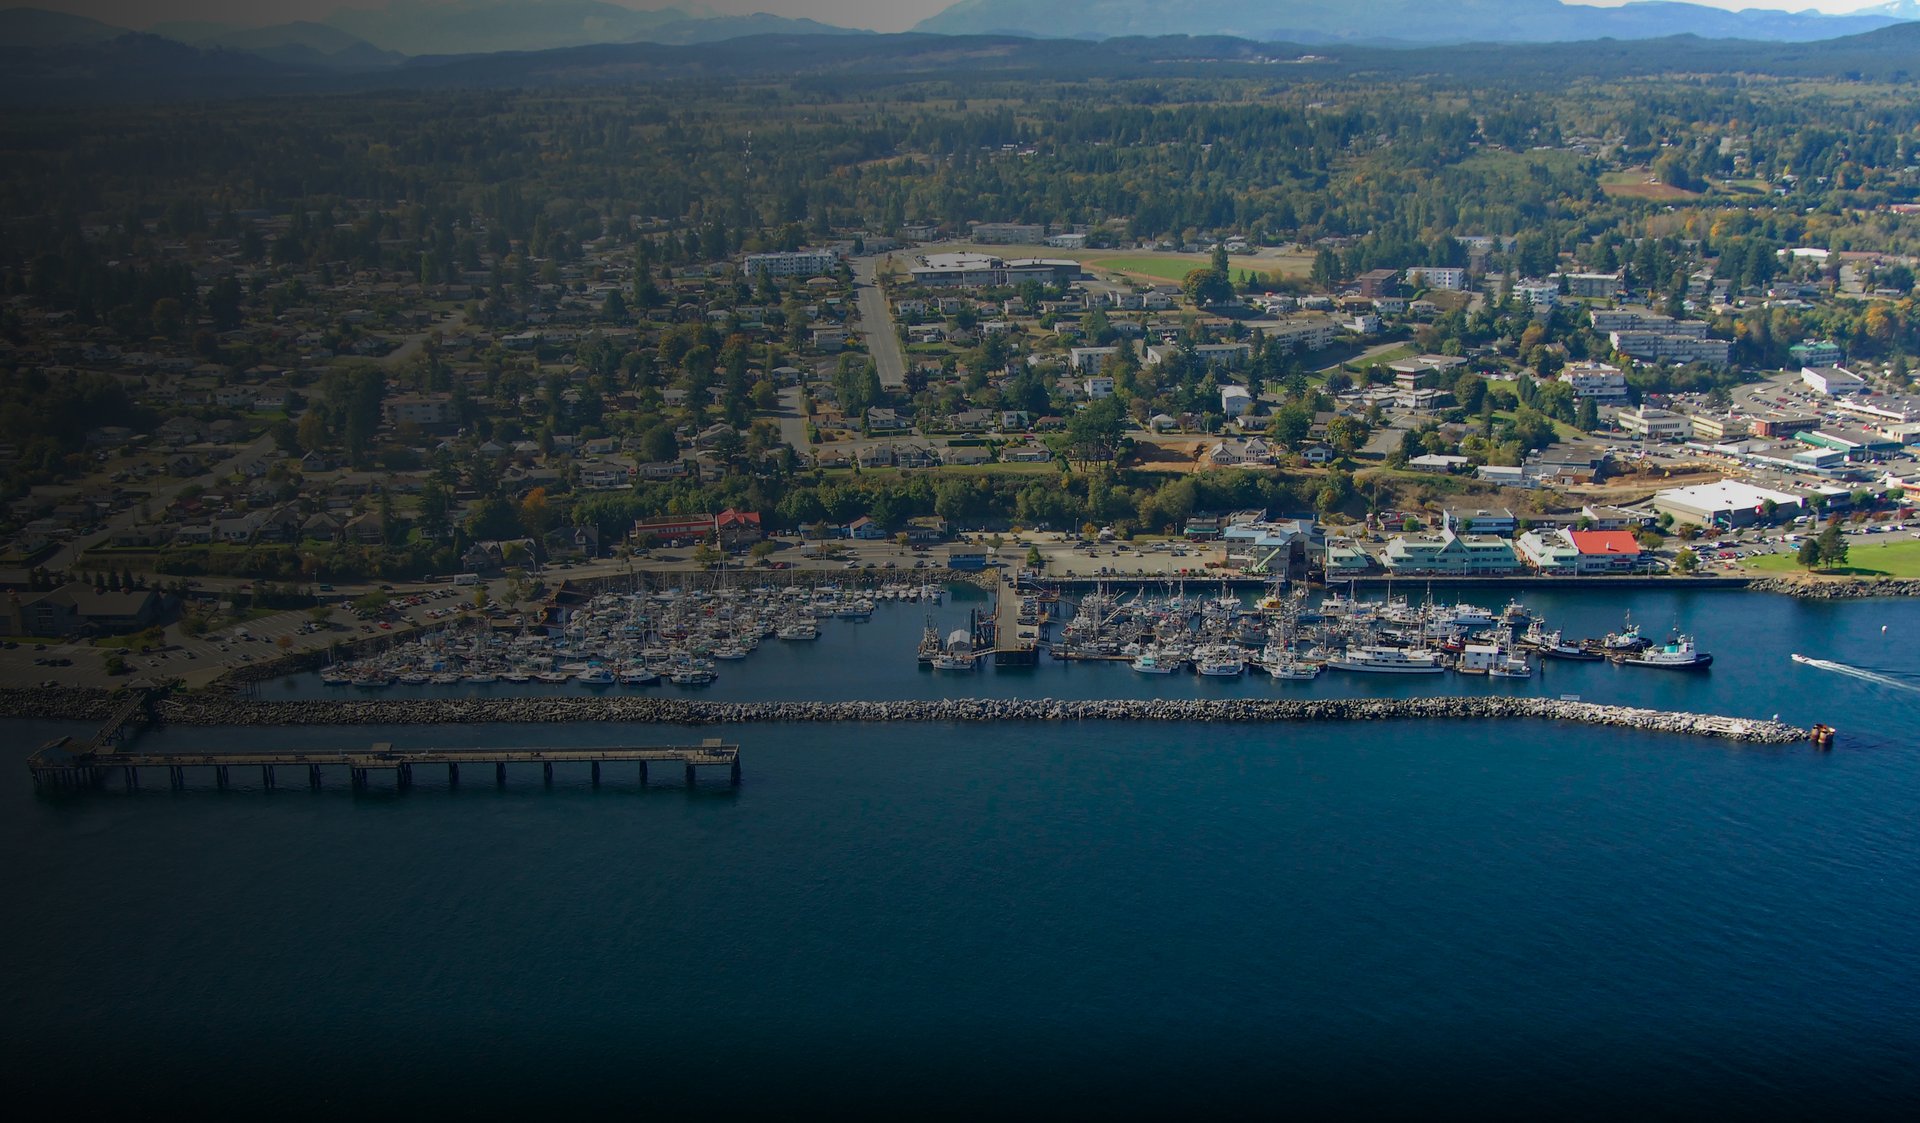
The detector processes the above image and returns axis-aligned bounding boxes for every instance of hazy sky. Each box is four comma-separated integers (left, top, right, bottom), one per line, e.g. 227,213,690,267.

33,0,1901,35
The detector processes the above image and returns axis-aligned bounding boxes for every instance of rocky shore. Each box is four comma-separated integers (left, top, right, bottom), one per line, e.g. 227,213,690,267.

1745,576,1920,598
0,688,1808,744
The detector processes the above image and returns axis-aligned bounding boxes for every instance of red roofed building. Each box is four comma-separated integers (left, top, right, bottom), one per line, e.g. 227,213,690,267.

1568,530,1644,572
715,508,764,547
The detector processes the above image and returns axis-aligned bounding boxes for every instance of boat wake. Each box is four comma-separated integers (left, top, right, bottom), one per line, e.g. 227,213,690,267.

1792,655,1920,695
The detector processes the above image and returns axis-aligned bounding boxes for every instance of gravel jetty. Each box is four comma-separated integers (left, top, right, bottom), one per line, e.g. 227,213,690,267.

0,688,1808,744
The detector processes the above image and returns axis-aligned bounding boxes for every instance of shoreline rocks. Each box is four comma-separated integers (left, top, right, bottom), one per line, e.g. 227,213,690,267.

1745,576,1920,599
0,688,1808,745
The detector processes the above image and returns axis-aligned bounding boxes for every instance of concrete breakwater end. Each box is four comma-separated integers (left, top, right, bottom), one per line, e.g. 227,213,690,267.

0,689,1807,744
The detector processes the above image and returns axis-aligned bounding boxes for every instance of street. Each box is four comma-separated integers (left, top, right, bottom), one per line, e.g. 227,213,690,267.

852,256,907,390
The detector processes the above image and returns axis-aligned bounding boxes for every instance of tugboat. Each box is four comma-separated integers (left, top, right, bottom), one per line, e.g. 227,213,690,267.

1614,633,1712,670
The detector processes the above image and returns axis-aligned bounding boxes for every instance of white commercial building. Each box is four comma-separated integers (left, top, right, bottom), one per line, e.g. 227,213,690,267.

742,250,839,277
1801,365,1866,396
1405,266,1467,291
1652,479,1805,528
1559,360,1629,402
1070,347,1120,374
1616,405,1689,440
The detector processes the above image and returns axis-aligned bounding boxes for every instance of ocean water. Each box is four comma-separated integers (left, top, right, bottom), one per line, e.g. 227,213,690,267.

4,590,1920,1115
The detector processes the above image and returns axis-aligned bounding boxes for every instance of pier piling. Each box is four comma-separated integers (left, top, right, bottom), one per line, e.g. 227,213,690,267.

27,741,740,800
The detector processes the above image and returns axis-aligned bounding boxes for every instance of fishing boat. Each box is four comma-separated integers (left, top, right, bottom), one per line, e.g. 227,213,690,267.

929,652,976,672
1601,622,1649,652
916,616,943,665
1534,628,1603,661
1262,655,1321,680
1194,645,1246,677
1130,649,1181,674
618,666,660,686
574,666,616,687
1328,645,1446,674
1615,634,1712,670
669,666,716,686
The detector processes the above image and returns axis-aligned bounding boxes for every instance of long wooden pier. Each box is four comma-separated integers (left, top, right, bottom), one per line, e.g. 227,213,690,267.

28,736,741,793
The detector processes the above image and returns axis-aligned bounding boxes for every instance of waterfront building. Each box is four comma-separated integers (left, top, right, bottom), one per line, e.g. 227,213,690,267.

1381,528,1520,575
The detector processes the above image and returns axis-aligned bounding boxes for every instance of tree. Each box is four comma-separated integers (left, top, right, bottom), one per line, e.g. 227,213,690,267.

1797,537,1822,570
1266,403,1313,448
1575,397,1599,432
1181,266,1233,308
692,542,721,569
518,487,553,540
1673,547,1699,574
1817,523,1848,568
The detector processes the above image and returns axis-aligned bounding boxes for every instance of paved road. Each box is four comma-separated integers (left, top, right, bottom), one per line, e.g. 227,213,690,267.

774,385,812,452
852,257,907,390
380,308,468,370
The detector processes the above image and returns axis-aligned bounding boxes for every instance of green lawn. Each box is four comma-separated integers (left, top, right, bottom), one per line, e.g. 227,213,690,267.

1744,538,1920,578
1087,255,1211,281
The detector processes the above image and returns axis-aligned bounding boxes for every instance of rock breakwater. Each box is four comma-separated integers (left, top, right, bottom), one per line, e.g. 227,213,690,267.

0,689,1807,744
1747,576,1920,598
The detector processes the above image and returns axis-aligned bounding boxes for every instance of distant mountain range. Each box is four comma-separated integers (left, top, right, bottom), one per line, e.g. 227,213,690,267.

4,1,1920,103
914,0,1910,44
0,4,871,68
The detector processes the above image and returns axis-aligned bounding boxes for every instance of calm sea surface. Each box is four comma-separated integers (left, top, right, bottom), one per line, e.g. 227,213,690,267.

4,589,1919,1115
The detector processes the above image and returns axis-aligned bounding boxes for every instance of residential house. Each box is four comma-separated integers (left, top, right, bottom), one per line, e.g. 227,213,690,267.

867,407,912,431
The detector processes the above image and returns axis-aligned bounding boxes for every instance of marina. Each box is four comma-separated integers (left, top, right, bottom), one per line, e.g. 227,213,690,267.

1021,579,1708,681
321,580,945,690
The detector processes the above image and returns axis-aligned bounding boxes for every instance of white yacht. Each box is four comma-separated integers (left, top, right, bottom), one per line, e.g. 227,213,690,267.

1194,645,1246,677
1328,645,1446,674
575,666,616,687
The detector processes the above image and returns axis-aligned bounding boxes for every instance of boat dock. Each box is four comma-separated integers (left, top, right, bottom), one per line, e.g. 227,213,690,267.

28,734,741,793
988,574,1043,665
